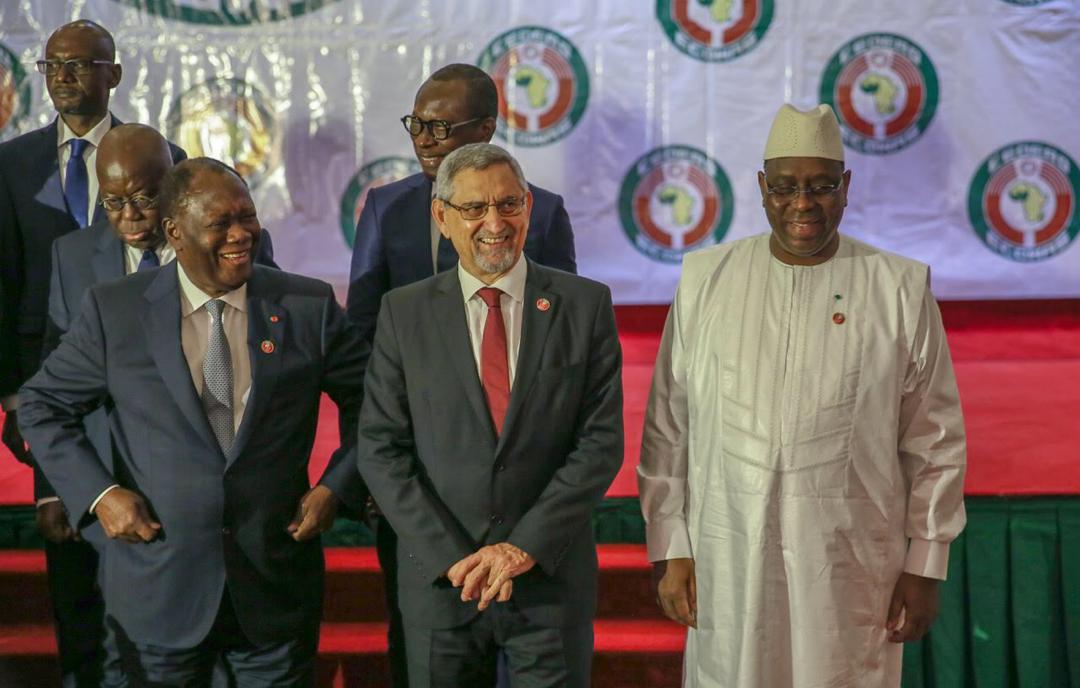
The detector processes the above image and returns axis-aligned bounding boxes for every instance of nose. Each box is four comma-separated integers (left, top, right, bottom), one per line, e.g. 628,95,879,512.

414,125,436,148
226,221,255,246
790,189,817,211
120,202,144,220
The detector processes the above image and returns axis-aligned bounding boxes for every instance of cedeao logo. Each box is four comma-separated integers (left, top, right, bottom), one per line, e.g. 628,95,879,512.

339,156,421,248
0,42,31,142
110,0,341,25
656,0,774,63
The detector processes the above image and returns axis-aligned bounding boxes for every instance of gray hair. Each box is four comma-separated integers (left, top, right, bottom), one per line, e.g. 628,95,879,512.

434,143,528,202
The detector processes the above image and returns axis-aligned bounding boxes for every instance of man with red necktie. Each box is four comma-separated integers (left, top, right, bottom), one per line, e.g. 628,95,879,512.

358,142,623,687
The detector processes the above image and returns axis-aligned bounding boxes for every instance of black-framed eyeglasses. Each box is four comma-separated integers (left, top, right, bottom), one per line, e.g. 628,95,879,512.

100,194,158,212
764,181,843,203
400,115,485,141
441,196,526,221
35,59,115,76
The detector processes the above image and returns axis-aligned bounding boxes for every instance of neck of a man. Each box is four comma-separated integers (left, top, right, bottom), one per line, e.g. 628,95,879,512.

60,110,107,138
769,233,840,266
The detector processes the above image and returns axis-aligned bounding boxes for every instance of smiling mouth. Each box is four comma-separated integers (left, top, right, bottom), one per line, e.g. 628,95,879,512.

477,234,510,247
219,249,250,265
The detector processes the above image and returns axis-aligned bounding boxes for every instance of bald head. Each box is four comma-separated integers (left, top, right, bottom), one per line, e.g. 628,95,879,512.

97,124,174,251
43,20,120,134
47,20,116,62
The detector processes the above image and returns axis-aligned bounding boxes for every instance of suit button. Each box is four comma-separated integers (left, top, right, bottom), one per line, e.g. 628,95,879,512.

495,463,506,472
221,527,231,536
490,514,503,526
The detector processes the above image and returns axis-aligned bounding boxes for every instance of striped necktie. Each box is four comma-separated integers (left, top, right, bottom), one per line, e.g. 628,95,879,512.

202,299,234,455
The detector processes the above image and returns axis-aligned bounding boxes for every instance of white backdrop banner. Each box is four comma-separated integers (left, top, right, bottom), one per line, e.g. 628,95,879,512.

1,0,1077,302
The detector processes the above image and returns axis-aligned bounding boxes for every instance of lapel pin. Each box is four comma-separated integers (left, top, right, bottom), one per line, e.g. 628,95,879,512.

260,340,275,354
832,313,846,325
536,298,551,312
269,315,280,323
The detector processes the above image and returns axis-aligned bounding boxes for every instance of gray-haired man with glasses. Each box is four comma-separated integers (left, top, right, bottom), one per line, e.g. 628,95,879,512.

347,63,578,688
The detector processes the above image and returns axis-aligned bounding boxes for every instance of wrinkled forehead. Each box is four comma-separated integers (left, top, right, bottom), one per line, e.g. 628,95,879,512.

45,26,113,60
183,171,254,213
763,156,845,179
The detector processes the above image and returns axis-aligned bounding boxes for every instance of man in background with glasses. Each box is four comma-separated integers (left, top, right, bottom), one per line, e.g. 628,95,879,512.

639,104,967,687
346,63,577,687
0,20,186,687
359,143,621,687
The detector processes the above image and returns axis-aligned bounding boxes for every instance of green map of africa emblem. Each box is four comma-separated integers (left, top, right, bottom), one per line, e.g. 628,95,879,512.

658,186,694,226
697,0,734,22
859,74,898,115
513,67,550,109
1008,182,1047,223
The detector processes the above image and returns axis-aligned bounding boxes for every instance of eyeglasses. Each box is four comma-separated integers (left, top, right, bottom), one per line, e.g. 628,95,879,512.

442,196,526,221
765,182,843,203
100,195,158,212
400,115,485,141
36,59,115,76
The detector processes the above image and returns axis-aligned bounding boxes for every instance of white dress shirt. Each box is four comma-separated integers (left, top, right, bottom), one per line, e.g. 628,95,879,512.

57,114,112,225
457,257,527,387
90,263,252,514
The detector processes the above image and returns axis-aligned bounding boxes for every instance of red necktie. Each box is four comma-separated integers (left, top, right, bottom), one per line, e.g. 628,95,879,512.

477,287,510,435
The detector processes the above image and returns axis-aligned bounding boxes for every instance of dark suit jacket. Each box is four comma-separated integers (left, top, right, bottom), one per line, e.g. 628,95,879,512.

357,260,623,630
18,263,368,648
31,219,278,501
0,115,185,397
346,172,576,343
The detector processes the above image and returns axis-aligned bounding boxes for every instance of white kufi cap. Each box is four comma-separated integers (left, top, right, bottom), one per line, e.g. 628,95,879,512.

764,104,844,162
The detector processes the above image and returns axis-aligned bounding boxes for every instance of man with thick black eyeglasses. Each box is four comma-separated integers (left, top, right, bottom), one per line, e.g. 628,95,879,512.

346,63,577,688
640,104,967,687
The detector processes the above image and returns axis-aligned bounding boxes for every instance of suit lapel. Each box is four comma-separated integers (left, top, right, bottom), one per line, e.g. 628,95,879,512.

431,270,494,444
140,262,220,453
91,220,125,283
403,177,439,280
229,269,284,465
31,121,70,223
496,261,555,456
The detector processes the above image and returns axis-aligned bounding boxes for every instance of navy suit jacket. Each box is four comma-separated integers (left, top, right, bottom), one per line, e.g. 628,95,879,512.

0,116,185,397
32,219,278,501
358,261,623,630
18,263,368,647
346,172,576,342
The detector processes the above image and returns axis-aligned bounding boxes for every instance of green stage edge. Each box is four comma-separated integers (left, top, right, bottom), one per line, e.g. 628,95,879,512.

2,496,1077,687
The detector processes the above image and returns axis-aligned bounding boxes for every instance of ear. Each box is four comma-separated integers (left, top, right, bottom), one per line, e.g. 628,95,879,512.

108,64,122,89
162,217,181,248
479,117,497,142
757,170,768,206
840,169,852,207
432,199,451,238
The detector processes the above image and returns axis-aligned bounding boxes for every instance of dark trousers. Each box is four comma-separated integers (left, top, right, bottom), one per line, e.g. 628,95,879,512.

45,537,126,687
402,601,593,688
111,588,317,687
375,519,409,688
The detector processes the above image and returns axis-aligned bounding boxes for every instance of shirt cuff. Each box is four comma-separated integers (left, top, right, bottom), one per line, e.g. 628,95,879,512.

904,538,950,580
1,395,18,411
36,497,61,508
645,517,693,563
89,485,121,516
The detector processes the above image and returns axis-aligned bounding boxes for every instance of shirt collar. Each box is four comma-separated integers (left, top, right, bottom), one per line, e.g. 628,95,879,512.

457,255,528,305
56,113,113,150
177,261,248,317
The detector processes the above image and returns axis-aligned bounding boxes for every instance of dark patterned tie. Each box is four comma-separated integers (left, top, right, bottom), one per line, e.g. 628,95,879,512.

202,299,234,454
64,139,90,228
477,287,510,435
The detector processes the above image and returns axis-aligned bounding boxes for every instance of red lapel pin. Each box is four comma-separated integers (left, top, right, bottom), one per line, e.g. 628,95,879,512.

269,315,280,323
832,312,845,325
260,340,275,353
536,298,551,312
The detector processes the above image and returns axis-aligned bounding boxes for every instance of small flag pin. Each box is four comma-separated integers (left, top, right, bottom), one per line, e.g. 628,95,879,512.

269,315,280,323
260,340,275,353
832,312,846,325
536,298,551,312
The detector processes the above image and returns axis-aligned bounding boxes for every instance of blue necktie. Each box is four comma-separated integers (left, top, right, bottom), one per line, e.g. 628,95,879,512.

137,248,160,272
64,138,90,228
202,299,234,455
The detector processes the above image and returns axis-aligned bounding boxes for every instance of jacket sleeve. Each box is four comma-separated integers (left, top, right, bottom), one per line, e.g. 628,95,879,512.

17,289,116,521
346,189,390,345
538,193,577,275
506,286,623,575
357,294,475,582
0,160,23,398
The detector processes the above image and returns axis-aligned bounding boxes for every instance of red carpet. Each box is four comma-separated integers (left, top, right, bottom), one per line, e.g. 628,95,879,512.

1,301,1078,502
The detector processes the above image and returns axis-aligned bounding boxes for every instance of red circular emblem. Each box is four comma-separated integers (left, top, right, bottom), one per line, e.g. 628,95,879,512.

269,315,280,323
260,340,275,353
536,298,551,312
832,313,846,325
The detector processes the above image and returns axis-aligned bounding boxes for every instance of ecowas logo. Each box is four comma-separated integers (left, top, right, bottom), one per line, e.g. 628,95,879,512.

618,145,734,263
109,0,341,25
167,78,279,188
0,42,31,141
820,33,939,155
477,27,589,147
968,142,1080,262
339,156,421,248
656,0,774,63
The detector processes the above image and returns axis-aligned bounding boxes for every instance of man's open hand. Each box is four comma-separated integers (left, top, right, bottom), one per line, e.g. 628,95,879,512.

653,557,697,628
287,485,339,541
447,543,535,611
886,572,940,643
95,488,161,543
